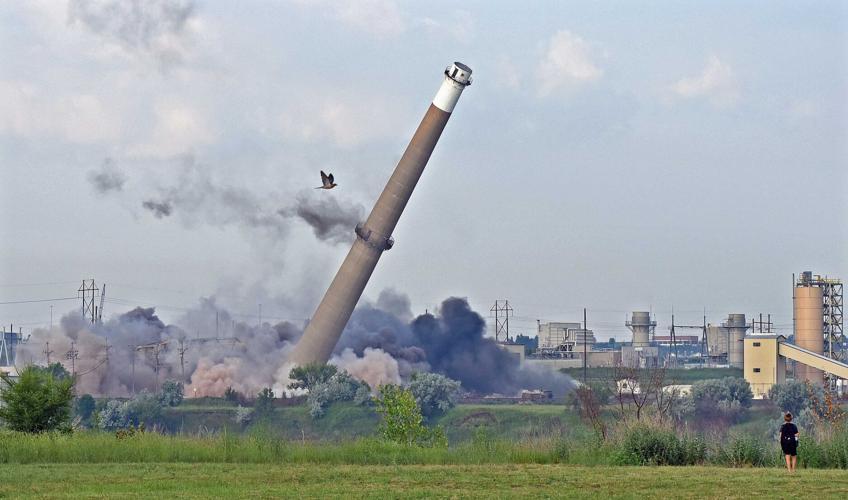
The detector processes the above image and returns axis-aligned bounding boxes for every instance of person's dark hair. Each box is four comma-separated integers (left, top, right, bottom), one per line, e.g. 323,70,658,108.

784,412,793,422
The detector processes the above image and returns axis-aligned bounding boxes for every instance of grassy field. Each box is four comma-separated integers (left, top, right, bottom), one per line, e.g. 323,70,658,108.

2,463,847,499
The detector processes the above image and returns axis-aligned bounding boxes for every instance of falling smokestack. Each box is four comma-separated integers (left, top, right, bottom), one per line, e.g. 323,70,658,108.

289,62,473,366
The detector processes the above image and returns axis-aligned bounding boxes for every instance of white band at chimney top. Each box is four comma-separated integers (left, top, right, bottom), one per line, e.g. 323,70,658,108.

432,62,472,113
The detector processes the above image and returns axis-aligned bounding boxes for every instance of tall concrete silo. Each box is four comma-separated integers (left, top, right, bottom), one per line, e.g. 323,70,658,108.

626,312,655,348
288,62,473,366
795,285,824,384
724,313,747,369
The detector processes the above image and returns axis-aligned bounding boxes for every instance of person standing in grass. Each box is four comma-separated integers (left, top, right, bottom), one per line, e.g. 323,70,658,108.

779,412,799,472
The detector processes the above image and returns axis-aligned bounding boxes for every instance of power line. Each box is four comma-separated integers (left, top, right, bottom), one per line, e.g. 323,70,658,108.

0,297,77,305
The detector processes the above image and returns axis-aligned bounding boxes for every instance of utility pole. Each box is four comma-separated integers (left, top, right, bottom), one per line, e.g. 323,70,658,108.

670,313,678,367
103,341,112,368
65,341,79,376
43,341,53,365
583,308,588,384
701,312,707,366
128,343,136,395
178,339,189,382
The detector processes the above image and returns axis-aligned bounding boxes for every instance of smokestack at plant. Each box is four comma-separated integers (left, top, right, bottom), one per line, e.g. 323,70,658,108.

289,62,473,366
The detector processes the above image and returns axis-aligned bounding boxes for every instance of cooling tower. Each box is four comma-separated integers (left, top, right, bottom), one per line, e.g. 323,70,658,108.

795,286,824,384
725,313,747,369
626,312,655,348
288,62,473,366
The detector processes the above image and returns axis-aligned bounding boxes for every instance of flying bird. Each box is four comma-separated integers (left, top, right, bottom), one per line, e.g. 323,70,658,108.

315,170,337,190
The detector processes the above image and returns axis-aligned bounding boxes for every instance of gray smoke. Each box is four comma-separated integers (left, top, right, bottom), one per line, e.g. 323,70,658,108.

126,156,363,244
17,291,570,398
137,156,288,238
68,0,195,68
279,193,365,244
87,159,126,194
331,291,574,397
17,300,303,398
142,199,172,218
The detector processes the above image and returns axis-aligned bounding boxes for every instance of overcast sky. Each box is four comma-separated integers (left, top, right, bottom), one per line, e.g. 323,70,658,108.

1,1,846,341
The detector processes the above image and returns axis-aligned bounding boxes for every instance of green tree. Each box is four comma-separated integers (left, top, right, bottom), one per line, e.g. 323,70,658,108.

768,380,822,415
224,386,242,403
158,379,184,407
0,365,75,432
74,394,96,424
408,372,461,419
691,377,752,420
36,362,71,380
288,363,338,391
254,387,276,416
375,384,429,445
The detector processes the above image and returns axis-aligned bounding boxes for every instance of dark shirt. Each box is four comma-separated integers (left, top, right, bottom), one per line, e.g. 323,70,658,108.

780,422,798,442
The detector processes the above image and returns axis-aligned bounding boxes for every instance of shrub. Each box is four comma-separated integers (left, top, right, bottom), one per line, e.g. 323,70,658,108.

374,384,445,447
307,371,370,419
716,434,772,467
691,377,752,421
234,406,254,425
288,364,338,391
74,394,96,424
0,365,75,433
254,388,275,417
614,424,687,465
158,380,184,407
408,372,460,419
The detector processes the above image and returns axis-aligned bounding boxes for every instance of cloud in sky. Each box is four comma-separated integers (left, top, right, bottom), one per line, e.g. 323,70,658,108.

670,54,738,106
293,0,405,39
68,0,197,69
537,30,603,95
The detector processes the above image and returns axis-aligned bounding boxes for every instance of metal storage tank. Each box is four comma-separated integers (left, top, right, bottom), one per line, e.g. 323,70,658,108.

724,314,747,369
795,286,824,384
626,312,655,348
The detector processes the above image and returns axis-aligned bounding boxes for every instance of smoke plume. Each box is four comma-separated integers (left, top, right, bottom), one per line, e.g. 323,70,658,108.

87,159,126,194
96,155,367,245
142,199,172,218
279,193,365,244
68,0,196,68
18,291,570,399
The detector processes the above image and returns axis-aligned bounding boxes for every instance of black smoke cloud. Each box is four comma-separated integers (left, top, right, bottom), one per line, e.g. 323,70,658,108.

279,193,364,244
336,292,573,396
88,159,126,194
142,199,172,218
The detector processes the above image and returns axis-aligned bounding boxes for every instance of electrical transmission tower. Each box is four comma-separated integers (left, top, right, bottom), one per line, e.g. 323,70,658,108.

490,300,514,343
78,279,100,324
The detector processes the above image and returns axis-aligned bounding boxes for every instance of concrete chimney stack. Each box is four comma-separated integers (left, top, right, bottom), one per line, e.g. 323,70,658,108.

626,311,656,348
288,62,473,366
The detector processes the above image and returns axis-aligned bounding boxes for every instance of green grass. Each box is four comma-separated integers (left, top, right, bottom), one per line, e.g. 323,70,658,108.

163,402,380,440
559,367,743,383
2,463,847,499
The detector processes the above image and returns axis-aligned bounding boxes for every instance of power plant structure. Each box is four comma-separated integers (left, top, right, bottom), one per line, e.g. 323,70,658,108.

289,62,473,366
793,271,844,384
622,312,659,367
725,313,748,369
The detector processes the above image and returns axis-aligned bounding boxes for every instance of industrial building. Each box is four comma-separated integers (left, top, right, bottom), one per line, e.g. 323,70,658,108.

744,335,848,398
536,322,596,354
